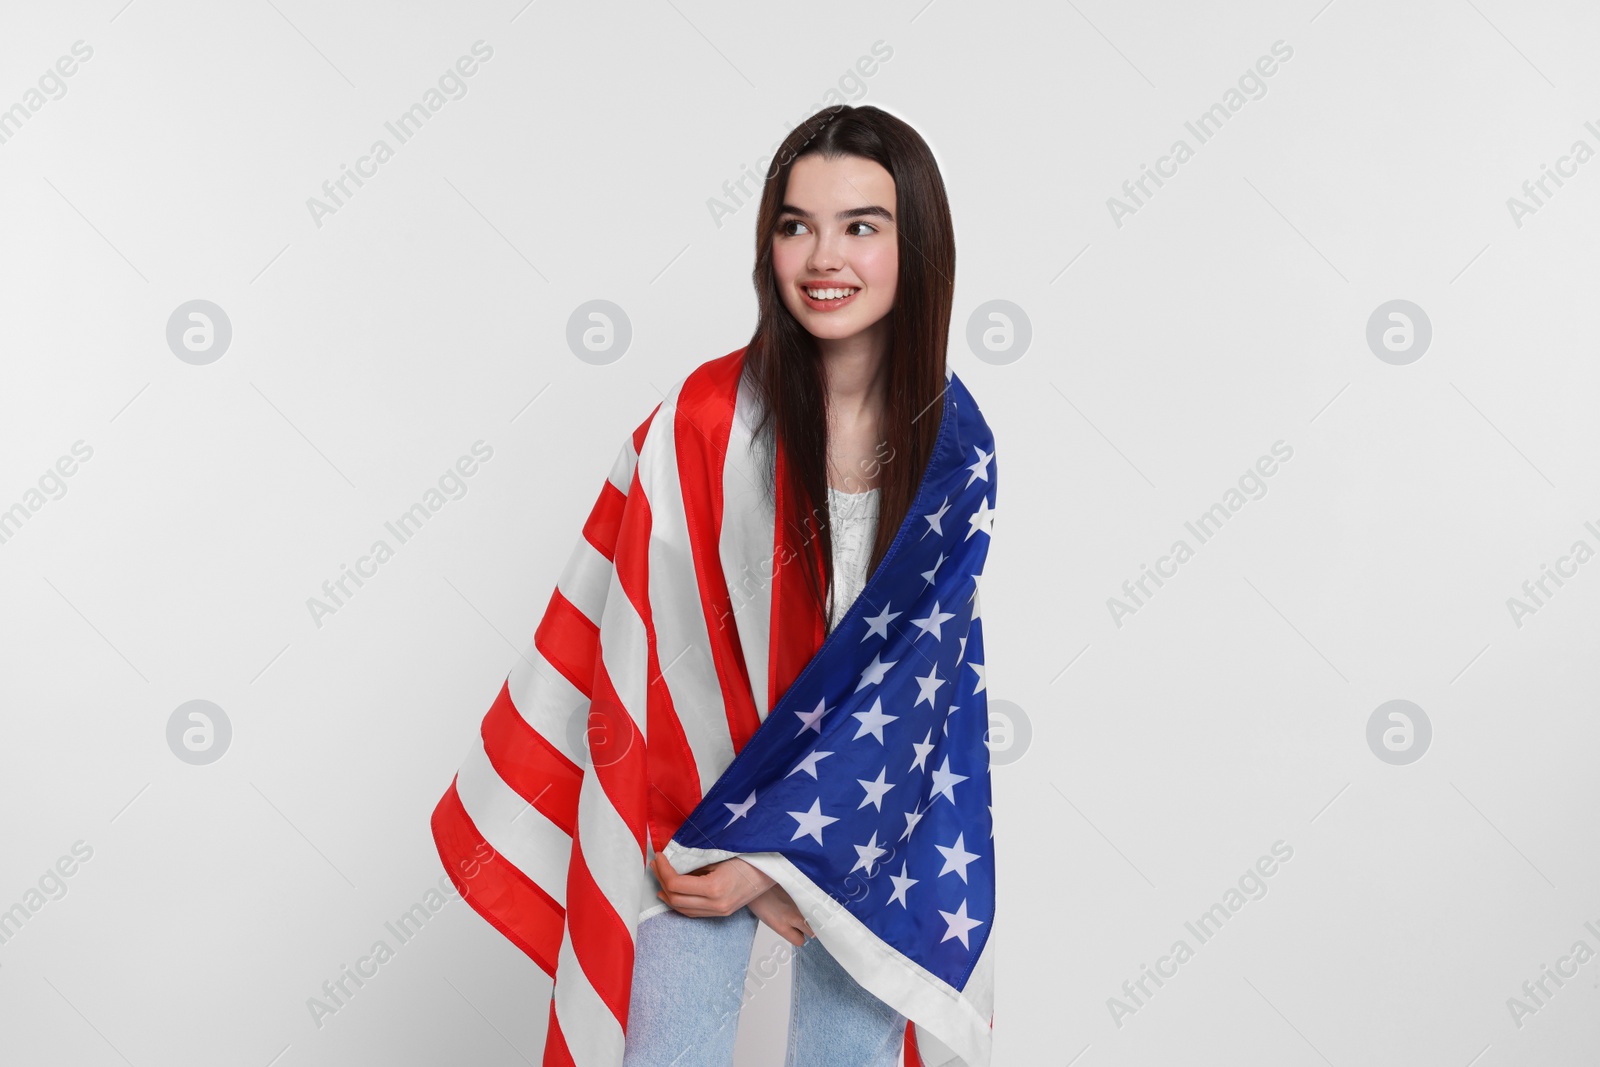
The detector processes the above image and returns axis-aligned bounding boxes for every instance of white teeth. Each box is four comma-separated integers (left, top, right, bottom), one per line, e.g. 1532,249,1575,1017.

806,287,858,300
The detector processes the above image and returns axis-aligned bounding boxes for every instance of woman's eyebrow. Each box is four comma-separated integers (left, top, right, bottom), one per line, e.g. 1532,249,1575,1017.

778,204,895,222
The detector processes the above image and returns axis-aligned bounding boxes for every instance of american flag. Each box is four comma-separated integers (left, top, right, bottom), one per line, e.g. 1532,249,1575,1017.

432,347,997,1067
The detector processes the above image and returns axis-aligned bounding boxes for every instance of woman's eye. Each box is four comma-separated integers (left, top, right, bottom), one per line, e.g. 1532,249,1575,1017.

778,219,877,237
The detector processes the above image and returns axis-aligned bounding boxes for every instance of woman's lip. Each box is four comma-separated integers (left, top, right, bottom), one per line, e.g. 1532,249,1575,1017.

798,284,861,311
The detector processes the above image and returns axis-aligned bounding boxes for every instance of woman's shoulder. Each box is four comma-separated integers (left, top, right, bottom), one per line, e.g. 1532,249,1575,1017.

620,344,753,468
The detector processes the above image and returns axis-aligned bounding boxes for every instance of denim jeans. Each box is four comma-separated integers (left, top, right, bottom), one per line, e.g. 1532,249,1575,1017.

620,904,907,1067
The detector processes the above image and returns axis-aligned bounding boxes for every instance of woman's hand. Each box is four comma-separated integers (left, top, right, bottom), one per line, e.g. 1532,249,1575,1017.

652,853,775,917
748,882,814,947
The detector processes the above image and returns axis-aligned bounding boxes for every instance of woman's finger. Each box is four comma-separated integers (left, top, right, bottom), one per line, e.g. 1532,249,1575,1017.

653,853,709,899
652,852,685,888
655,856,774,917
657,881,731,916
661,865,739,909
654,852,710,889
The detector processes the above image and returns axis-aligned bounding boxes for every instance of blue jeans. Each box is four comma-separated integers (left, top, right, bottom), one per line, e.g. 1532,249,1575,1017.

621,905,907,1067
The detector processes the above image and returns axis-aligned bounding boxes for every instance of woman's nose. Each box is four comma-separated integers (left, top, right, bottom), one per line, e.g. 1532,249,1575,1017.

808,238,844,271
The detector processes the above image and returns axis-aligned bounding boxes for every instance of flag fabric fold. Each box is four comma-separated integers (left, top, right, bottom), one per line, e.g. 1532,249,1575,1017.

432,345,998,1067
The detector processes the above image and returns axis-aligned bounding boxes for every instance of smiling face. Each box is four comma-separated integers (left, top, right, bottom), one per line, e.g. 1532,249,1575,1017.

771,153,899,347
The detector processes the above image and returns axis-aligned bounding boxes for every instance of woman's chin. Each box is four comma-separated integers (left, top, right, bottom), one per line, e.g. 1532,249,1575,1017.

790,308,890,344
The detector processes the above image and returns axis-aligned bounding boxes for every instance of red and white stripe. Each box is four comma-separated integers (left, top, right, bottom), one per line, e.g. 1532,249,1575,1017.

433,349,971,1066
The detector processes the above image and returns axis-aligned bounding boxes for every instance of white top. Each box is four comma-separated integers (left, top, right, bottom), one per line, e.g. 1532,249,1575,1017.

826,485,881,634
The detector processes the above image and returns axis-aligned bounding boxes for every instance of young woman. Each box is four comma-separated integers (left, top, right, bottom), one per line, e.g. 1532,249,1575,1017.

433,104,997,1067
624,108,941,1067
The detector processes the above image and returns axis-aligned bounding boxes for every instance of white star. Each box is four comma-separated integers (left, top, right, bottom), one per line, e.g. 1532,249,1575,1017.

850,831,888,876
855,652,899,691
929,755,969,805
856,767,895,811
965,445,994,488
922,497,951,538
787,798,839,845
862,602,901,641
956,636,967,664
900,802,927,841
912,664,946,709
936,832,981,882
887,861,919,907
939,899,985,948
786,749,834,779
794,697,828,736
723,790,757,827
942,703,960,737
920,551,946,587
967,661,986,694
966,496,994,541
911,601,957,643
909,729,936,773
851,697,899,744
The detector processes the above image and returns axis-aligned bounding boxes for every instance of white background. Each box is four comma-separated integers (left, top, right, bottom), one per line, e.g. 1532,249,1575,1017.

1,1,1597,1064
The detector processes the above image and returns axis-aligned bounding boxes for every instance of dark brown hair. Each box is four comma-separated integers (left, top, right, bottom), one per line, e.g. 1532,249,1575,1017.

741,104,956,624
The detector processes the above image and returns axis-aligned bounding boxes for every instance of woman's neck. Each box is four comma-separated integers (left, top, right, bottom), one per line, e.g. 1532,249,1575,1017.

818,331,889,424
819,329,890,491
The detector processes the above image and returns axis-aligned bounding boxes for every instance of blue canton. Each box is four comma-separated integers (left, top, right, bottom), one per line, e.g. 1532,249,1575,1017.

671,370,997,990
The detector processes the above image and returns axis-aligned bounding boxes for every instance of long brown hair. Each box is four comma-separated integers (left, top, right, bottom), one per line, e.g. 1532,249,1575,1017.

741,104,956,624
